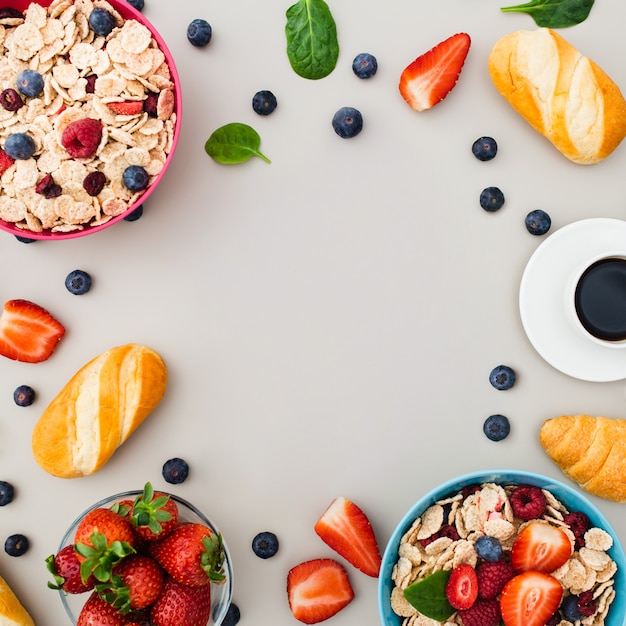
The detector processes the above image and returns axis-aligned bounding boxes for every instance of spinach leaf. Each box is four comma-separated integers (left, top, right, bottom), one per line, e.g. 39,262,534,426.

403,570,455,622
500,0,594,28
204,123,270,165
285,0,339,80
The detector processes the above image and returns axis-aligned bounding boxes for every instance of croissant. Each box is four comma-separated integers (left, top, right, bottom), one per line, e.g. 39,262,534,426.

539,415,626,502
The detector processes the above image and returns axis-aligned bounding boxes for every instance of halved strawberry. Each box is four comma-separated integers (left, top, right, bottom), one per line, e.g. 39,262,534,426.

511,522,572,573
107,100,144,115
314,496,381,577
0,299,65,363
445,564,478,610
399,32,471,112
287,558,354,624
500,571,563,626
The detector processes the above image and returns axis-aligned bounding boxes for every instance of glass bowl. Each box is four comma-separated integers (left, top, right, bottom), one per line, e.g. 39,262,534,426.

0,0,182,240
378,469,625,626
57,490,233,626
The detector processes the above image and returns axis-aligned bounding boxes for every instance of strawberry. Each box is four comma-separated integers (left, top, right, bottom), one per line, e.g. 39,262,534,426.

46,545,96,594
399,32,471,112
287,558,355,624
510,522,572,573
76,591,129,626
150,576,212,626
0,299,65,363
445,563,478,610
499,571,563,626
129,483,179,541
313,496,382,577
0,148,14,176
107,100,144,116
148,522,225,587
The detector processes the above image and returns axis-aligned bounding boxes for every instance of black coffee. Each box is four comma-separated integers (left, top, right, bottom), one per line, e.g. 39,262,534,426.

574,257,626,342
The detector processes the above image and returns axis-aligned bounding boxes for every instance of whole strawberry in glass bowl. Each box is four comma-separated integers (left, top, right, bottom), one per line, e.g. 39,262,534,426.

48,483,233,625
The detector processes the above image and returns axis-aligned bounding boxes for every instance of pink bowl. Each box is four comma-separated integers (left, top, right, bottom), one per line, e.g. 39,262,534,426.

0,0,182,240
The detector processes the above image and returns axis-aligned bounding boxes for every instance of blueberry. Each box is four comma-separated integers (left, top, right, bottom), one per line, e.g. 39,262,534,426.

332,107,363,139
13,385,35,407
219,602,241,626
472,136,498,161
15,69,44,98
15,236,36,243
0,481,14,506
162,457,189,484
352,53,378,79
187,19,212,47
252,90,277,116
251,531,279,559
65,269,92,295
4,132,35,160
474,535,503,562
4,534,29,557
125,0,144,10
489,365,516,390
479,186,505,212
525,209,551,235
483,414,511,442
562,594,583,622
122,165,149,191
124,204,144,221
88,8,115,36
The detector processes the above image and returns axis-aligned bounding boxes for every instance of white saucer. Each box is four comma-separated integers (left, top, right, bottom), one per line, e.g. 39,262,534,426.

519,218,626,382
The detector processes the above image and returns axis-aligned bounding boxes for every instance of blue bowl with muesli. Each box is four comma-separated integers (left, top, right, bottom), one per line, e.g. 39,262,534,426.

378,470,625,626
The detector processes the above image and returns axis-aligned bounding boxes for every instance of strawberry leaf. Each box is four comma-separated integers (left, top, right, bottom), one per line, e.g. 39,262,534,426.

403,570,455,621
200,533,226,584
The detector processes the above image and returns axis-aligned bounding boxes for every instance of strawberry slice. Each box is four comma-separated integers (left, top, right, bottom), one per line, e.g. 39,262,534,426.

314,496,381,577
287,558,354,624
0,148,15,176
511,521,572,573
399,32,471,112
500,571,563,626
0,299,65,363
445,564,478,610
107,100,144,115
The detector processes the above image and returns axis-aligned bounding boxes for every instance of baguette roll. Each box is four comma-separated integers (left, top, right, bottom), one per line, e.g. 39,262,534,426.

32,344,167,478
0,574,35,626
540,415,626,502
488,28,626,164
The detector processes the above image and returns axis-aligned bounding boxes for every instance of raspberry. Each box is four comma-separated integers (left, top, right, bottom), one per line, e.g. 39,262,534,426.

563,511,590,548
0,88,24,112
509,484,546,520
458,598,501,626
476,561,515,600
60,118,103,159
83,171,106,196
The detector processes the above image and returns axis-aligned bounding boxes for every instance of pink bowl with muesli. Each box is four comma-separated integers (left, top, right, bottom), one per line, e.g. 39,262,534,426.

0,0,181,239
378,470,625,626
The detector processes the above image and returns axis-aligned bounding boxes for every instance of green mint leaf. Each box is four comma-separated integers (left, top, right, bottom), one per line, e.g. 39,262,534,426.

285,0,339,80
205,123,270,165
500,0,594,28
403,570,455,622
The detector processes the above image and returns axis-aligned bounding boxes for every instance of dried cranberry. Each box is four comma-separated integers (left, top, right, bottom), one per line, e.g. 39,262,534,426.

83,171,106,196
461,484,481,499
577,591,597,617
563,511,590,538
509,485,546,520
544,613,561,626
438,524,460,541
0,88,24,112
0,8,24,19
85,74,97,94
35,174,62,199
143,93,158,117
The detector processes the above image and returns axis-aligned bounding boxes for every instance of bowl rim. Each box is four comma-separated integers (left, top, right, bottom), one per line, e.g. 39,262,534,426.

58,489,233,626
377,469,626,626
0,0,182,241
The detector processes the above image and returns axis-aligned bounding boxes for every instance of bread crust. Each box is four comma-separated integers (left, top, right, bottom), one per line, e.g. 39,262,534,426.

0,574,35,626
488,28,626,164
540,415,626,502
31,344,167,478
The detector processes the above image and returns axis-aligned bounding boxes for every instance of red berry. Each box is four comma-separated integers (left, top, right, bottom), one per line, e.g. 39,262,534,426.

0,149,15,176
0,88,24,111
577,590,597,617
61,118,103,159
445,564,478,610
458,598,501,626
35,173,62,199
509,485,546,520
476,561,515,600
563,511,590,548
83,171,107,196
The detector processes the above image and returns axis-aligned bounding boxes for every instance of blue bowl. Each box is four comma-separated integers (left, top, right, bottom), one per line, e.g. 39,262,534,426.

378,469,625,626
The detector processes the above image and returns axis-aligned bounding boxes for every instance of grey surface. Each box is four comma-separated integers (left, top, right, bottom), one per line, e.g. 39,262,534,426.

1,1,626,624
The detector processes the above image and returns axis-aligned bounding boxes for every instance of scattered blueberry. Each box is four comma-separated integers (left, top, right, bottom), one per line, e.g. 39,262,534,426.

15,235,36,243
525,209,551,235
4,534,29,557
15,69,44,98
0,481,14,506
219,602,241,626
332,107,363,139
65,269,92,295
561,594,583,622
122,165,149,191
4,133,35,160
162,457,189,484
489,365,516,390
252,90,277,116
474,535,503,562
13,385,35,407
479,186,505,212
251,531,279,559
124,204,144,221
88,8,115,36
352,52,378,79
472,136,498,161
187,18,212,47
125,0,144,10
483,414,511,441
